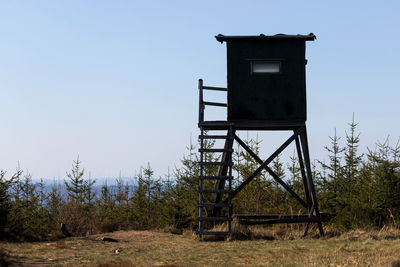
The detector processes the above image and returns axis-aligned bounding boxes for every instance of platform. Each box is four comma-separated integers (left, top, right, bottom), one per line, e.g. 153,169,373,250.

198,120,306,131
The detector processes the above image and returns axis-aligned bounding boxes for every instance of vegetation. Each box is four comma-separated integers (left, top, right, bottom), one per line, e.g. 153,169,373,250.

0,118,399,242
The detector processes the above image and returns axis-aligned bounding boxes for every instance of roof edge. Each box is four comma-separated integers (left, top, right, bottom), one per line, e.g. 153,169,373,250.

215,33,316,43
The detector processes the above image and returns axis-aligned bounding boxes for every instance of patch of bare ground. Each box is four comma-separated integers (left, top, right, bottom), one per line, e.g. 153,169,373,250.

1,226,400,266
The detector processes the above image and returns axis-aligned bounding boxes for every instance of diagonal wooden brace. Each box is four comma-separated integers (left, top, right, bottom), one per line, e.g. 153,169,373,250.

223,126,305,203
233,134,308,208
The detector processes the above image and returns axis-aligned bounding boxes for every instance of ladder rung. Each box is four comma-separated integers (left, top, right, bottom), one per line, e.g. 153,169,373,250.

199,135,233,140
203,101,227,107
199,148,233,153
196,231,231,235
201,86,228,91
199,162,232,166
199,176,233,180
198,189,233,194
197,217,231,221
198,203,232,208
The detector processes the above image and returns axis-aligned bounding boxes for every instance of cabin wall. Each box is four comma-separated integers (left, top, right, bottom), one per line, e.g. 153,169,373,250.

227,39,307,122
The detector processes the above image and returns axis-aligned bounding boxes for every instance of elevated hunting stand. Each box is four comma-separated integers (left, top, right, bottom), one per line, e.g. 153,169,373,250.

197,33,326,238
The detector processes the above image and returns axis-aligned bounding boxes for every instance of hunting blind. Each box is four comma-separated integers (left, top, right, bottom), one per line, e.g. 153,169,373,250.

196,33,326,238
221,34,312,122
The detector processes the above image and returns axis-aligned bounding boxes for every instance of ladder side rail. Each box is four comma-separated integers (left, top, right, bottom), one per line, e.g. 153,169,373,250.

198,79,204,124
198,127,204,237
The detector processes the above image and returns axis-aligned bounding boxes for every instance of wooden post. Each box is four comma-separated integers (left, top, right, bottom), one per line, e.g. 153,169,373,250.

198,79,204,124
299,127,324,236
294,134,313,208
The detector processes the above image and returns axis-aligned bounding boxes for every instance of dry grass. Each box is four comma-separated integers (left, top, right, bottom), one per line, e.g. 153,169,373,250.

1,226,400,266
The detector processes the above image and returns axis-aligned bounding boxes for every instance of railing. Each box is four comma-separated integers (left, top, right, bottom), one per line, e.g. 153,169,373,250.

198,79,228,124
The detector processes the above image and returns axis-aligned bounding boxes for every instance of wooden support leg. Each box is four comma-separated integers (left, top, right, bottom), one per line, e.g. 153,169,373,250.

295,133,314,236
294,135,313,208
299,127,324,237
303,222,310,237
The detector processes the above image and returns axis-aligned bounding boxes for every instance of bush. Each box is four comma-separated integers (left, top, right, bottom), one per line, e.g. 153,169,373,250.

100,221,120,233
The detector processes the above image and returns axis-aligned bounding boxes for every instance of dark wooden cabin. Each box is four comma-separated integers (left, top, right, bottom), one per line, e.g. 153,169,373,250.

215,33,316,123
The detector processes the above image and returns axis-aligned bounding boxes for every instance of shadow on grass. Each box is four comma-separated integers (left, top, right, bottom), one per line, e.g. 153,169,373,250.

0,247,31,267
96,261,135,267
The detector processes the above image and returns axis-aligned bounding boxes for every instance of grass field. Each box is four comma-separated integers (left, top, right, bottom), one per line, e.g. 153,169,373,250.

1,226,400,266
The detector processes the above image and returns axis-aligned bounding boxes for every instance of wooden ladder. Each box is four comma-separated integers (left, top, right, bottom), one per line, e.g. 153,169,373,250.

196,125,234,237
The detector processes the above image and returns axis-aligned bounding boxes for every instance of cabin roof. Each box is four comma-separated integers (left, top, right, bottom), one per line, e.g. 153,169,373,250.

215,33,316,43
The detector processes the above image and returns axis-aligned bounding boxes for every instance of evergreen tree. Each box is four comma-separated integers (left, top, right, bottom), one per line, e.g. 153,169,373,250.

98,181,117,223
360,140,400,226
64,158,86,203
233,136,271,214
47,183,64,232
287,151,305,212
0,170,21,239
132,169,148,227
8,172,51,240
114,175,132,222
344,115,363,182
319,128,345,186
64,158,96,204
62,158,97,235
271,154,286,212
338,116,363,228
173,139,200,227
84,173,96,204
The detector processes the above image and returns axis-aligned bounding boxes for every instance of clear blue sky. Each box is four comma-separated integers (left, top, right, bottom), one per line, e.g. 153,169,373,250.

1,0,399,180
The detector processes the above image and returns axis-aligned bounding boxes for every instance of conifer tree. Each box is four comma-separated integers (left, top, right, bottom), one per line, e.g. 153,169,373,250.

271,154,286,213
362,140,400,226
287,151,304,212
115,175,131,222
62,158,97,235
98,181,116,223
84,173,96,204
339,116,363,228
47,184,63,231
233,136,270,214
64,158,86,203
8,172,51,240
64,158,96,204
172,139,200,227
132,169,148,227
160,169,179,226
320,128,345,185
0,170,21,239
344,115,363,183
318,128,345,224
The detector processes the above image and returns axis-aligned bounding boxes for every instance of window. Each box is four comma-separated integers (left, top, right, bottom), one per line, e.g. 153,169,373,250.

250,60,282,74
